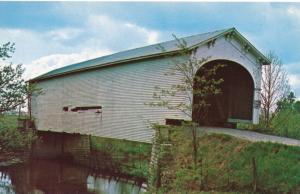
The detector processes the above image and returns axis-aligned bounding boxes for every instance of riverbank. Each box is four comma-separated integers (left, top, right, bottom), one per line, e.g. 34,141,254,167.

90,135,152,178
0,115,36,167
157,130,300,194
0,151,28,167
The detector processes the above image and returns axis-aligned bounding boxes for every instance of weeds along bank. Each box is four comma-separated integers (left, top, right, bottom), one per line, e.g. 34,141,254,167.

156,128,300,194
89,135,152,179
0,115,37,166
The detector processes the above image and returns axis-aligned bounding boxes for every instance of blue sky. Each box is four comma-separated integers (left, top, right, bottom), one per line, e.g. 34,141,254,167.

1,2,300,95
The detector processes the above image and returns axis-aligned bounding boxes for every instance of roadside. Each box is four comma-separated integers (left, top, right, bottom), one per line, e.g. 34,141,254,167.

158,129,300,193
200,126,300,146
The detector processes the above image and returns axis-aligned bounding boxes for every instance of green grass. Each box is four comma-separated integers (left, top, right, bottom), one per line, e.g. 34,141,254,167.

271,108,300,139
0,114,36,152
90,136,152,178
238,108,300,140
159,129,300,194
0,114,18,130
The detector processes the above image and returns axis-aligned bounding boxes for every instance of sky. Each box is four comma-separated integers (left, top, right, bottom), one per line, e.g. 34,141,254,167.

1,2,300,96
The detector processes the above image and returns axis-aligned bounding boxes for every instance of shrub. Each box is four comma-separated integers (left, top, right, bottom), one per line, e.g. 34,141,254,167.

0,115,37,152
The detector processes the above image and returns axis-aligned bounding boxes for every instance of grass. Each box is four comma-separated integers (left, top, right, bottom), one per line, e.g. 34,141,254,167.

159,128,300,194
0,114,18,130
90,136,152,178
0,114,36,152
238,108,300,140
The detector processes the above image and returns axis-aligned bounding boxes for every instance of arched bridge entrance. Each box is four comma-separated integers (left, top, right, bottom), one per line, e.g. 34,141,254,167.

193,60,254,126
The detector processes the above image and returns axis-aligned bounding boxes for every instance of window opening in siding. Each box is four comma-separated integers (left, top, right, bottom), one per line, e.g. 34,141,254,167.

165,119,183,126
63,106,102,113
70,106,102,113
62,106,102,119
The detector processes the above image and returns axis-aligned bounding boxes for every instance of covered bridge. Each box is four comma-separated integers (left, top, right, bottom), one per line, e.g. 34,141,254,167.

29,28,269,143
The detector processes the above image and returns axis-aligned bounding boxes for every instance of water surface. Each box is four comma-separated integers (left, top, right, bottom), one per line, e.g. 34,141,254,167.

0,159,145,194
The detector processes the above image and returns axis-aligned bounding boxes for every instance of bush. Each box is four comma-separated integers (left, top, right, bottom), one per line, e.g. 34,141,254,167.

0,115,37,152
238,108,300,140
271,108,300,139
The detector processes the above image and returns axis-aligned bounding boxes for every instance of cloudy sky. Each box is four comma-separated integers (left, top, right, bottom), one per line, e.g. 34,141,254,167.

1,2,300,95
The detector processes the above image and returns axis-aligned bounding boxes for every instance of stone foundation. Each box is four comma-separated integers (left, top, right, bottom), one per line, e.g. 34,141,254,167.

32,131,91,166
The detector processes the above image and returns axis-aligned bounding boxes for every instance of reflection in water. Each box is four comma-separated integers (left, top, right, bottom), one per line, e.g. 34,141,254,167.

87,176,143,194
0,159,145,194
0,172,14,194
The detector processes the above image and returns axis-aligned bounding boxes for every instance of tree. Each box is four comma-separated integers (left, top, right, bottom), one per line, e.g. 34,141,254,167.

276,91,296,112
0,42,41,115
148,35,224,169
260,51,290,129
293,101,300,113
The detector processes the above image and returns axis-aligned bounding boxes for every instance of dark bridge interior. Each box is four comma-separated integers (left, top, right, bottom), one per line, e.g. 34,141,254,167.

193,60,254,126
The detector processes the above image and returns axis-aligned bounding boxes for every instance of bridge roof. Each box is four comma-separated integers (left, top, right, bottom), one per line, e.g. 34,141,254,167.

30,27,270,82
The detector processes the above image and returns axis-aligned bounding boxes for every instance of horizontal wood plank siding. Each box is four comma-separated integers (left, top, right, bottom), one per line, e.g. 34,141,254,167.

31,36,262,142
31,56,189,143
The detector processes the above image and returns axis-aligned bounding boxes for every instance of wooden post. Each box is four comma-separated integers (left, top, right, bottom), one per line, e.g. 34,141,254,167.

252,157,257,193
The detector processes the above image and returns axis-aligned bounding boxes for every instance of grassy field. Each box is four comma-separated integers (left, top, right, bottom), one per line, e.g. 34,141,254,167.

158,130,300,194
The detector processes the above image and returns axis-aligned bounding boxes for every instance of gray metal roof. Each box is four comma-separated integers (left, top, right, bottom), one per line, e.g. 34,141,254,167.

30,27,269,82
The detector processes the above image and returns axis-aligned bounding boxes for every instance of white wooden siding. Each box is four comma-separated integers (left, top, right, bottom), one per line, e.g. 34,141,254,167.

31,36,262,143
32,55,189,143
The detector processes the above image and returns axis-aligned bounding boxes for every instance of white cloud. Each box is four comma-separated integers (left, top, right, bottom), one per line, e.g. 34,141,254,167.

48,28,83,41
25,49,112,80
86,14,161,49
287,73,300,99
289,74,300,88
0,14,162,81
124,22,159,44
287,6,300,18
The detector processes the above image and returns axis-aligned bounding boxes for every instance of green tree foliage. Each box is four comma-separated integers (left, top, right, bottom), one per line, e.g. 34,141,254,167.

0,42,42,114
270,92,300,138
0,42,15,60
294,101,300,113
276,91,296,112
241,92,300,139
0,42,26,113
0,43,39,153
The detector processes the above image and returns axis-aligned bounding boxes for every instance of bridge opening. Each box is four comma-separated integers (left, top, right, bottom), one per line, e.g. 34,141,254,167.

192,60,254,127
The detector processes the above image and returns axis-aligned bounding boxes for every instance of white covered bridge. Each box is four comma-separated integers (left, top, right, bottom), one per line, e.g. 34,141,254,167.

29,28,270,143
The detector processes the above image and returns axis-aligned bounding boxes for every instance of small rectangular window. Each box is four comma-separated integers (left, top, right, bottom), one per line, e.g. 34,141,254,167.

70,106,102,112
165,119,183,126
